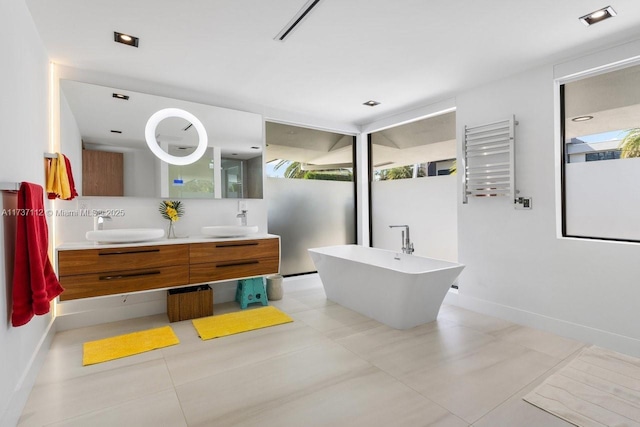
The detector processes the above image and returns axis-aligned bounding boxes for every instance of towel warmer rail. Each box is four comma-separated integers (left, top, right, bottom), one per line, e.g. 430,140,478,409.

462,116,518,204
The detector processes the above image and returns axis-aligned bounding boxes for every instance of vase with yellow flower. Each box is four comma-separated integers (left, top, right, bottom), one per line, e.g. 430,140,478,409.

159,200,184,239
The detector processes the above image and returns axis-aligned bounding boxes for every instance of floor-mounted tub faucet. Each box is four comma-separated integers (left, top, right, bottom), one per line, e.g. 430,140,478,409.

389,225,414,254
237,209,248,226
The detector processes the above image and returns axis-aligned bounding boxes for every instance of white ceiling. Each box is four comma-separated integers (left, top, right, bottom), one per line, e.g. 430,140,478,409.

26,0,640,129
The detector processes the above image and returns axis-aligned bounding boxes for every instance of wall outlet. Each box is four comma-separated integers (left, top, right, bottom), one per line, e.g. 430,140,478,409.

515,197,532,210
238,200,248,211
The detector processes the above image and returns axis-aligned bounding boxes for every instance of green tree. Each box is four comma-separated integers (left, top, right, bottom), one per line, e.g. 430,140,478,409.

620,128,640,158
274,160,353,180
273,160,306,178
378,165,425,180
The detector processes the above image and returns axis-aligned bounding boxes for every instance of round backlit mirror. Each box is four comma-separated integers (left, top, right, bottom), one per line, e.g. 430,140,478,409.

145,108,208,165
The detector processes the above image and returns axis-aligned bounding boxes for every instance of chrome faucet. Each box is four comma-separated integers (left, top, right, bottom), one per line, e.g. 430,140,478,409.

389,225,414,254
237,209,248,226
94,213,112,231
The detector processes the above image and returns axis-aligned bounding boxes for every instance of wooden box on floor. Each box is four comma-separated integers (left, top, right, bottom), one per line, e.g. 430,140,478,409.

167,285,213,322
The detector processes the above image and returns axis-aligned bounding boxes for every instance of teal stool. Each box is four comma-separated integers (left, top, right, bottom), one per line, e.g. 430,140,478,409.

235,277,268,309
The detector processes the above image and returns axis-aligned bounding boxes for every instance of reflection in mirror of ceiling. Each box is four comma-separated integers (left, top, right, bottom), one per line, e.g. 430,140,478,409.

564,63,640,140
155,116,199,150
60,79,263,160
265,122,353,165
370,111,457,170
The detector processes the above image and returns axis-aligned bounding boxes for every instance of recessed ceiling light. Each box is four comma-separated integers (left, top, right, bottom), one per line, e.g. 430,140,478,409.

110,130,122,134
112,93,129,100
114,31,139,47
571,115,594,122
363,100,381,107
579,6,616,26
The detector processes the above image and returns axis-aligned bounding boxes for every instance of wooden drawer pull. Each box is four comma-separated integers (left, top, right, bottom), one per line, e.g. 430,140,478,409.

217,260,260,268
99,249,161,256
215,242,259,248
99,270,161,280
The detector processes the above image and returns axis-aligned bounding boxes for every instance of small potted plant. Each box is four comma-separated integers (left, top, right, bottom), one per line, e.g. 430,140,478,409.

159,200,184,238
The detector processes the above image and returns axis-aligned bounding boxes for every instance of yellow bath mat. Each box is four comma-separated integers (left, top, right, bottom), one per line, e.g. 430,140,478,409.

192,306,294,341
83,326,179,366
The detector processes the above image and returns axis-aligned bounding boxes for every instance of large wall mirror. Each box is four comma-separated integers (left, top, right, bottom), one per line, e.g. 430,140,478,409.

59,80,264,199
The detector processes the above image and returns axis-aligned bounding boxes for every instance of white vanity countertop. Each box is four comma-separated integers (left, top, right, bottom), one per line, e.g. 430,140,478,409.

56,233,280,251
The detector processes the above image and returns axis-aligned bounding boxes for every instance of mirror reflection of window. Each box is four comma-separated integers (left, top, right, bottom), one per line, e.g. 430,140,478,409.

167,147,215,199
221,159,243,199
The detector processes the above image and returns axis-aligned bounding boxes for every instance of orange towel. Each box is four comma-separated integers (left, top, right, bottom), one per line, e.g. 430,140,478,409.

62,154,78,200
46,153,76,200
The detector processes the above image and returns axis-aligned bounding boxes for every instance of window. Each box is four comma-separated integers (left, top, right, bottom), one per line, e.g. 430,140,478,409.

561,63,640,242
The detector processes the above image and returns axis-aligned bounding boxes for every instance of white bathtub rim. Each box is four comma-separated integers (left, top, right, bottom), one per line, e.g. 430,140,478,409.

308,244,464,275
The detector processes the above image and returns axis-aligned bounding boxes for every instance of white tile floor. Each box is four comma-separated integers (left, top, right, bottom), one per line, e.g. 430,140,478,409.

18,274,585,427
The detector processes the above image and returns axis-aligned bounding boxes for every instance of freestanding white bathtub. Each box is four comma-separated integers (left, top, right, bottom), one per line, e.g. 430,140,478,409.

308,245,465,329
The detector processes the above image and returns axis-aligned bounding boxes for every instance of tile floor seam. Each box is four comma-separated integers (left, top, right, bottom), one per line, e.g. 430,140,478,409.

166,337,332,389
37,387,179,427
159,356,190,426
468,351,579,426
333,335,471,427
176,364,382,426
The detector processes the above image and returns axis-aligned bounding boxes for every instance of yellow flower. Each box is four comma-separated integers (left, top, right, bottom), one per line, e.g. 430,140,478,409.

159,200,183,222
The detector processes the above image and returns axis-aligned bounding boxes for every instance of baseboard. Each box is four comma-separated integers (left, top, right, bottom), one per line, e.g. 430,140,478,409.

0,317,56,427
447,292,640,357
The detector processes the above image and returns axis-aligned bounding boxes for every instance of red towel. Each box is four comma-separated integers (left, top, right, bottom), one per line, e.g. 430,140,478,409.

62,154,78,200
11,182,64,327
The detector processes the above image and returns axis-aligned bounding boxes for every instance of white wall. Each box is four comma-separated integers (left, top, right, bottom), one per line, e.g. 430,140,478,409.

0,1,55,425
455,43,640,356
371,175,457,262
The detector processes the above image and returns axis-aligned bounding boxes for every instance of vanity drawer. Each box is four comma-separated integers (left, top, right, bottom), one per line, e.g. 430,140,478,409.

58,244,189,276
189,256,279,284
59,265,190,301
190,238,279,264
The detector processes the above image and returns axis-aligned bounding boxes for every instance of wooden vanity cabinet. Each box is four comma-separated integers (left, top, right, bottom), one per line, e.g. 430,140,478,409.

189,238,280,283
57,245,189,301
57,237,280,301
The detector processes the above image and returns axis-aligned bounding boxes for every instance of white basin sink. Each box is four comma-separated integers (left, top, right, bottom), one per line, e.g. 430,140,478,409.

85,228,165,243
201,225,259,237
